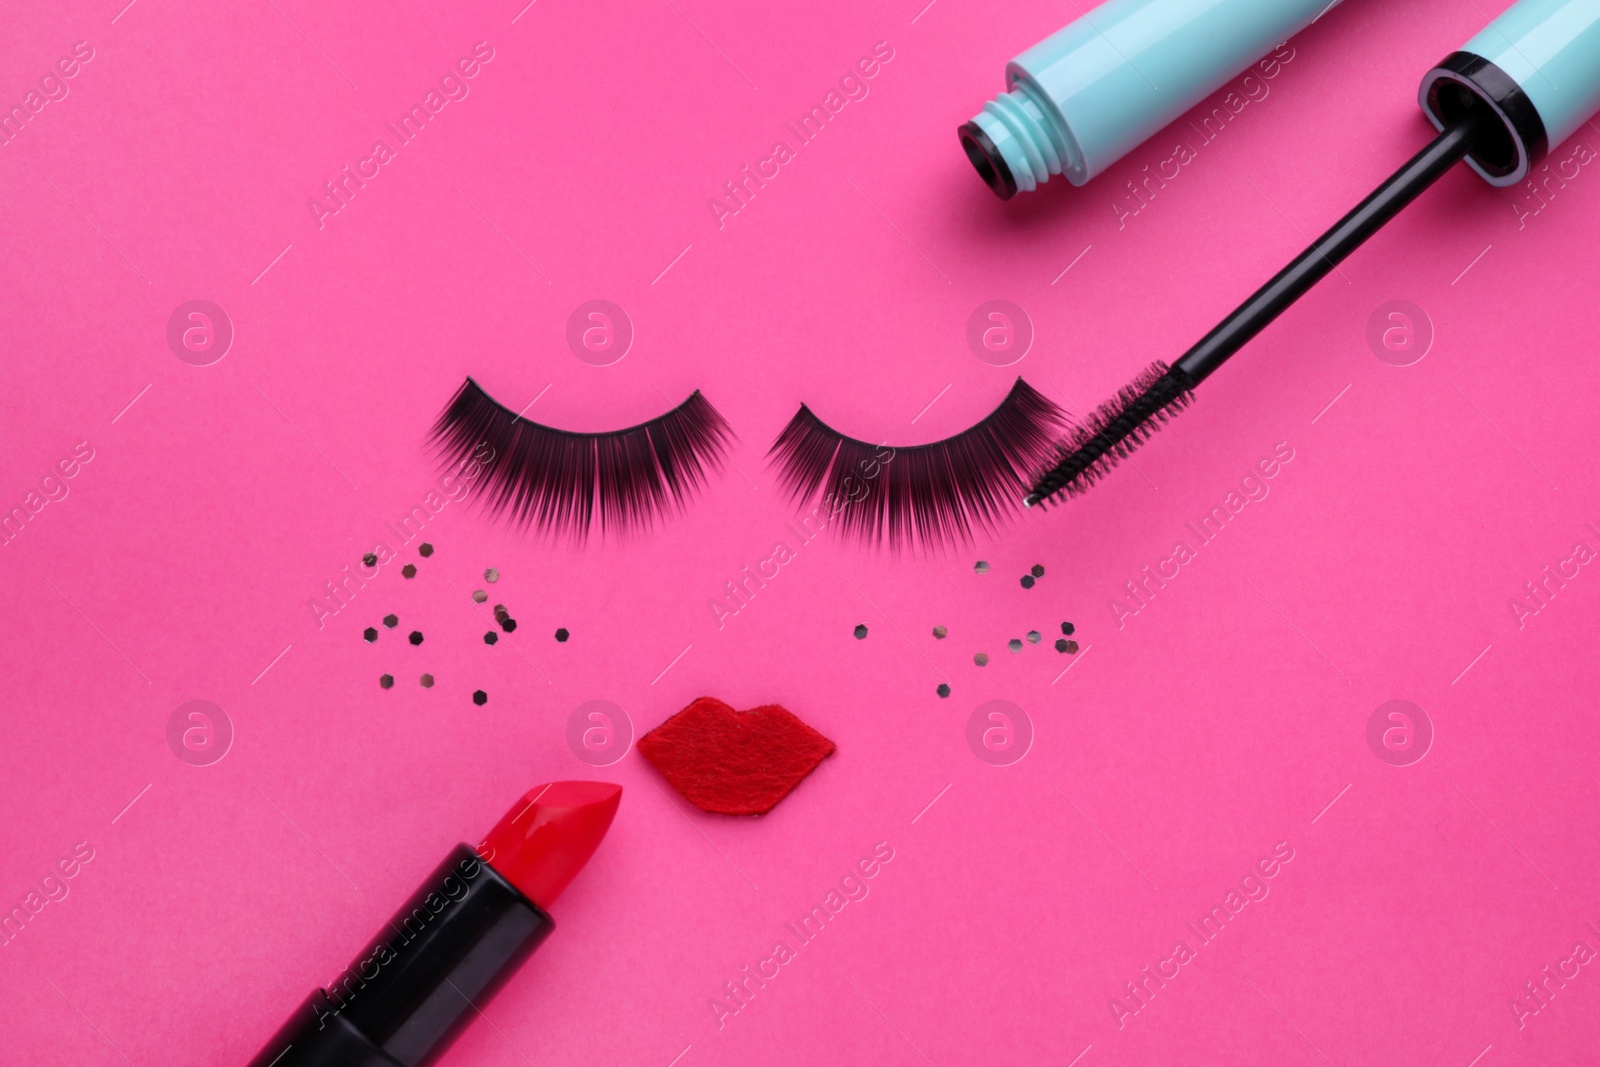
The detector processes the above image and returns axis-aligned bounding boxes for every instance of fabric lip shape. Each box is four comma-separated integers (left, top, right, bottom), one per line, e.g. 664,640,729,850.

638,697,835,815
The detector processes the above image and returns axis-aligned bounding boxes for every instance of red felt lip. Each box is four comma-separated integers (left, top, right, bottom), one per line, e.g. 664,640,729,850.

637,697,835,816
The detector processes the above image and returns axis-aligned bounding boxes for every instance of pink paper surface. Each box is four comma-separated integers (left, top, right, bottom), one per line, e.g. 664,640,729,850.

4,0,1600,1063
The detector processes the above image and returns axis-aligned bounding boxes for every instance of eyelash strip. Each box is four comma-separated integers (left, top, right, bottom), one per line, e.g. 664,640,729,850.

430,377,734,540
767,378,1068,550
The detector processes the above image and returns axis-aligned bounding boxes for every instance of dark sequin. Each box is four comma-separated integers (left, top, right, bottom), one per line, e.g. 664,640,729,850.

1061,621,1075,636
383,614,398,628
363,553,378,567
1031,564,1045,578
379,674,394,688
418,543,434,557
402,564,417,579
420,673,434,688
854,624,868,639
1020,575,1035,589
555,628,569,642
363,627,378,643
485,632,498,645
472,690,487,705
936,683,950,698
501,618,517,633
409,631,424,646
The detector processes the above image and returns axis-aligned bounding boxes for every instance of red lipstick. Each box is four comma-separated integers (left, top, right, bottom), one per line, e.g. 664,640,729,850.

246,781,621,1067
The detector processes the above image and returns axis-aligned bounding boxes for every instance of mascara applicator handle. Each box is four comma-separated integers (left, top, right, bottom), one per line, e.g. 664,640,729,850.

1025,0,1600,510
1178,0,1600,386
1024,113,1488,509
1173,110,1486,388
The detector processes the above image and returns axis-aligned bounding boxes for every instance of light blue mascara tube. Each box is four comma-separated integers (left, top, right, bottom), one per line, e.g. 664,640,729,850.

960,0,1343,198
1420,0,1600,185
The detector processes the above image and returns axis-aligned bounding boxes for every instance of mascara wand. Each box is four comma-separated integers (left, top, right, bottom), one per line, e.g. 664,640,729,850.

1026,0,1600,508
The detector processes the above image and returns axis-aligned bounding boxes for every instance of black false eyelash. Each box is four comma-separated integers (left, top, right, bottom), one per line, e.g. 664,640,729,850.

430,377,733,540
767,378,1068,551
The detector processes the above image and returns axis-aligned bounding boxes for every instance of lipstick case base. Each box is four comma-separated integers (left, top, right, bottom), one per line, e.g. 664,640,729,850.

248,844,552,1067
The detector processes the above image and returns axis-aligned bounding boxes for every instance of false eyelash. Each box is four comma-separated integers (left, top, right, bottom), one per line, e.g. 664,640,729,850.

430,377,733,541
767,378,1068,551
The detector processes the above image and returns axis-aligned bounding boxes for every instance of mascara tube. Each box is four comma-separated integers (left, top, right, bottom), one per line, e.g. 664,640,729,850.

960,0,1344,199
1420,0,1600,186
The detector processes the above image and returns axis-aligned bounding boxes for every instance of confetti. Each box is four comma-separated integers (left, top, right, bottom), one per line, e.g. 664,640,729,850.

1064,640,1080,654
363,627,378,643
1061,621,1075,636
854,624,868,639
383,614,398,628
1008,639,1023,653
409,631,424,646
1055,638,1070,653
420,673,434,688
1020,575,1035,589
1027,631,1041,644
974,561,990,574
363,552,378,567
500,618,517,633
402,564,417,579
418,543,434,557
1031,564,1045,578
485,568,500,583
974,652,989,666
472,690,488,705
932,625,947,639
484,631,499,645
555,628,570,642
936,683,951,698
379,674,394,689
472,590,488,603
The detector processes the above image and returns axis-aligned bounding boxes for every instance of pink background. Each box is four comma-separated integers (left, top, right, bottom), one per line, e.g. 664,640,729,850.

4,0,1600,1063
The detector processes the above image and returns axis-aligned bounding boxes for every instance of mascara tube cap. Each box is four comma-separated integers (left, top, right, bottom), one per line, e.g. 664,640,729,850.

959,0,1344,199
1420,0,1600,187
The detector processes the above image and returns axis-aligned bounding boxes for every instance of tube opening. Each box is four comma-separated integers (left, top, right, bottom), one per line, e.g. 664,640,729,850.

959,121,1018,200
1420,51,1547,186
1429,81,1518,177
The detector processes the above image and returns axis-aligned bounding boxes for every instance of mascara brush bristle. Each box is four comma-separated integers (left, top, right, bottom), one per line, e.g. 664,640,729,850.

1025,362,1193,507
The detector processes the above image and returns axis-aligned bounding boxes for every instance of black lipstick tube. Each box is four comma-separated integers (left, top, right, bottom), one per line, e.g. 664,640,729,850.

247,845,552,1067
